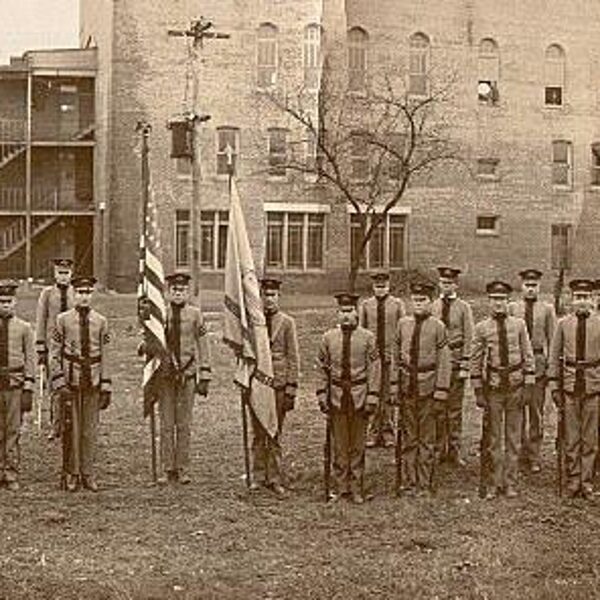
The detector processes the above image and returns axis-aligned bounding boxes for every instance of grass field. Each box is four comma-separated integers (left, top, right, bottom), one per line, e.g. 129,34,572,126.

0,290,599,599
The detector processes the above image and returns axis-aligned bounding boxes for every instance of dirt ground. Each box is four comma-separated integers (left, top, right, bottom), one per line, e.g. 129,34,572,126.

1,290,599,600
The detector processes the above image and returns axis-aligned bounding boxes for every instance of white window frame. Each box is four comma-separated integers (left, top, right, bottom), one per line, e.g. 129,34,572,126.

175,209,191,268
257,23,278,91
348,26,368,93
476,214,500,237
408,32,430,97
267,127,288,179
551,139,573,188
303,24,322,92
216,127,240,177
478,38,500,105
545,44,565,108
198,210,229,271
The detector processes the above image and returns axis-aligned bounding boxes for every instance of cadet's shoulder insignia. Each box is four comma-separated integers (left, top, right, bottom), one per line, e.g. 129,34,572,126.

102,331,111,344
51,328,63,343
197,321,208,337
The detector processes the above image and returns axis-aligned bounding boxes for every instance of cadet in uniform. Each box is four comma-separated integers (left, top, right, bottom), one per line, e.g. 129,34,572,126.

471,281,535,499
431,267,473,467
249,276,299,497
392,281,451,495
548,279,600,500
156,273,211,486
49,276,111,492
35,258,75,439
317,292,380,504
509,269,556,473
0,281,35,491
359,270,405,448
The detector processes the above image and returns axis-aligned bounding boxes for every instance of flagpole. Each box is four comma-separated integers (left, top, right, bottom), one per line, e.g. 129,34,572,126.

137,120,158,484
226,148,252,490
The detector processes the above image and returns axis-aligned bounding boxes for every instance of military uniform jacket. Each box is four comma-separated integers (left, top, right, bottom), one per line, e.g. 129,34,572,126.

0,316,35,391
35,284,75,355
471,315,535,392
431,296,474,373
266,310,299,395
161,303,212,383
359,295,406,363
50,308,111,392
316,325,381,411
547,312,600,396
509,299,556,379
392,314,451,400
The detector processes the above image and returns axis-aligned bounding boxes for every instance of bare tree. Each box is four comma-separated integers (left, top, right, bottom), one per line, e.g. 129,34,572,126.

261,56,461,290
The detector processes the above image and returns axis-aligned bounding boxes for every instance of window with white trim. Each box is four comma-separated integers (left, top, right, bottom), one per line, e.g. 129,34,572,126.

476,215,500,236
175,209,190,267
199,210,229,270
350,131,369,181
268,128,287,177
257,23,278,90
216,127,240,176
350,213,407,269
551,223,572,269
545,44,565,107
552,140,572,187
304,24,321,91
265,210,326,270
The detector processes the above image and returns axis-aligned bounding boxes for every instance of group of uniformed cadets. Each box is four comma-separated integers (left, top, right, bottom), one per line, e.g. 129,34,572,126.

1,257,600,505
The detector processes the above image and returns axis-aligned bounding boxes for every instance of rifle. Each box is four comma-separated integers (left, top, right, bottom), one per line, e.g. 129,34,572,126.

323,366,332,502
37,363,47,433
241,385,251,489
556,355,565,497
60,390,73,490
478,368,491,499
395,368,403,495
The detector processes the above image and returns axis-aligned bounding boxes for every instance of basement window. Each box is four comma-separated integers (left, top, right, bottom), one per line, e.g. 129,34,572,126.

476,215,500,236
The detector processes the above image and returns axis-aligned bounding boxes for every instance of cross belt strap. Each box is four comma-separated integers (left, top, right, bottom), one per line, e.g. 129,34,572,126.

400,362,437,374
332,377,367,388
448,340,464,351
488,362,523,374
62,352,102,365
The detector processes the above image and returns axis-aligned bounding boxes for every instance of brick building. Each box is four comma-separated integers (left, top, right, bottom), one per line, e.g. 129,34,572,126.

78,0,600,292
0,48,96,281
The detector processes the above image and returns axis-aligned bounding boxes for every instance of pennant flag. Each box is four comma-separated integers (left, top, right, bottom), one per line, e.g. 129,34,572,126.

138,171,167,417
223,179,278,439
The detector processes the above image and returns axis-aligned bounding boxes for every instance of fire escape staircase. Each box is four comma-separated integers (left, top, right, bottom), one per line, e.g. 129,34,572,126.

0,119,26,170
0,215,59,261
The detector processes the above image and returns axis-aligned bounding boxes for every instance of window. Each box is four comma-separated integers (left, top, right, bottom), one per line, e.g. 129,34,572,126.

348,27,368,92
552,140,572,186
350,213,407,269
545,44,565,106
175,209,190,267
551,224,572,269
176,157,192,178
265,209,326,270
268,128,287,177
305,129,325,179
478,38,500,104
257,23,278,89
199,210,229,270
477,158,499,178
386,132,407,180
304,24,321,91
408,32,430,96
350,131,369,181
591,143,600,187
216,127,240,176
476,215,500,236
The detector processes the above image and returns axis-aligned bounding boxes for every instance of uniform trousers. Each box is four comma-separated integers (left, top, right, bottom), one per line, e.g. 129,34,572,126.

402,395,437,490
251,389,287,485
488,387,522,490
367,361,394,444
330,403,368,495
520,377,547,467
563,392,598,496
0,390,21,482
158,377,195,476
63,387,99,477
435,372,465,460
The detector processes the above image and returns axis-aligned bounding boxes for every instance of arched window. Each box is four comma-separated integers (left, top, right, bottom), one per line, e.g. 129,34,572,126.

257,23,278,89
408,32,430,96
545,44,565,106
303,24,322,91
348,27,368,92
478,38,500,104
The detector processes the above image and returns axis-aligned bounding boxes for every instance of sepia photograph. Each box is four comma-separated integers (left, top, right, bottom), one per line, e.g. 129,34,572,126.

0,0,600,598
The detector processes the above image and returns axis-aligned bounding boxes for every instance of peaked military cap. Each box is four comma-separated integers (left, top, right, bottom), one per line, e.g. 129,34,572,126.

486,280,512,296
71,275,97,290
53,257,74,268
437,266,462,280
569,278,595,293
518,268,543,281
0,280,18,297
260,275,282,291
370,269,390,282
165,272,192,286
410,281,436,297
334,291,360,307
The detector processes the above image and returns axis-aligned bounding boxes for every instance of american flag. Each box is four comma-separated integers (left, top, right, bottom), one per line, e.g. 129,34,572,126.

138,175,167,417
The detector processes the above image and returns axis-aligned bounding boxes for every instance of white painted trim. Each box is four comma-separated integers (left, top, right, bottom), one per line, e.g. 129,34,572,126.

346,204,411,215
264,202,331,213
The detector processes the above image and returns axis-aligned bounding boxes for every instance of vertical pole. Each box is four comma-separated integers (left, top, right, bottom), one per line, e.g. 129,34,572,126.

25,70,33,283
191,47,202,301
